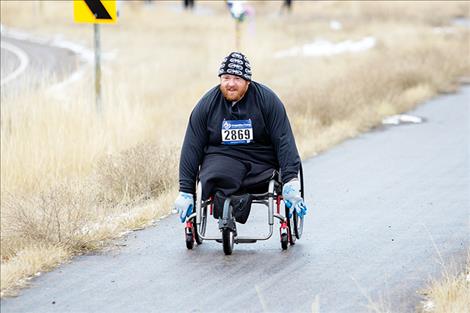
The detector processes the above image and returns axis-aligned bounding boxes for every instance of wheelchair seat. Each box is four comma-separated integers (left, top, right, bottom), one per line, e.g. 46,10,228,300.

237,168,281,195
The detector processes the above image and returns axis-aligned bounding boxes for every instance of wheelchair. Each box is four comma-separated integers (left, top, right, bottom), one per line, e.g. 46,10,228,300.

184,163,305,255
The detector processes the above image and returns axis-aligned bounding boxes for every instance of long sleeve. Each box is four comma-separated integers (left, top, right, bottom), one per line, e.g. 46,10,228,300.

179,99,209,194
263,90,300,183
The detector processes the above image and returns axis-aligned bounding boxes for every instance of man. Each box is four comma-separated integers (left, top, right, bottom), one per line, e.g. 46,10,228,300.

175,52,307,224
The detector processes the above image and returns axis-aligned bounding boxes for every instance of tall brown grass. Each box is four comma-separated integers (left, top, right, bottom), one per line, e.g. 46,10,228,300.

1,0,469,297
418,253,470,313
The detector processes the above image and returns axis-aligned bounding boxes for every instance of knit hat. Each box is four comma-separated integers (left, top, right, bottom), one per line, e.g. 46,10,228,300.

218,52,252,81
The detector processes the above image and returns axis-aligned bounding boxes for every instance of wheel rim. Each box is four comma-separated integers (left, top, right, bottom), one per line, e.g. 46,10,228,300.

285,205,296,244
293,210,304,239
229,230,234,250
200,206,207,236
195,205,207,245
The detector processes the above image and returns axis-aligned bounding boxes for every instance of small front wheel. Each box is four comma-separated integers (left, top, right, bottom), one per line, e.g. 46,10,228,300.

281,233,288,250
222,228,234,255
185,226,194,250
186,232,194,249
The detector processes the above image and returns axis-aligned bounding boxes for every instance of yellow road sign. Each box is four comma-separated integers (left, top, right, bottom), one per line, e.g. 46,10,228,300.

74,0,117,24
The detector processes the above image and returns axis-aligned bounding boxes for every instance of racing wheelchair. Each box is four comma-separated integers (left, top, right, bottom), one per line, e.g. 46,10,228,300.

183,164,305,255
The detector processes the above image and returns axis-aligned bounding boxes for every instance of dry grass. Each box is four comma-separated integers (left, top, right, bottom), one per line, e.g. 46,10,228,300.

1,0,469,297
417,254,470,313
0,244,70,297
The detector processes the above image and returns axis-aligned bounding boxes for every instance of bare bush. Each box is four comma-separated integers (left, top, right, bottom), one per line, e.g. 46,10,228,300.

94,143,178,204
1,180,96,254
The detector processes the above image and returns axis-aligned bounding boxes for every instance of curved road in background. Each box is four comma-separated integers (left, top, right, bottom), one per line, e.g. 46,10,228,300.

1,35,78,96
1,87,469,311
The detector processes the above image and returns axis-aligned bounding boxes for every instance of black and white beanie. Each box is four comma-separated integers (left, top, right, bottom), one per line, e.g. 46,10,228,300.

218,52,252,81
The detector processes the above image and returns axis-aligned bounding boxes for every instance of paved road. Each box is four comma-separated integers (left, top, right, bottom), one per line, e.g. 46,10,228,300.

1,87,469,313
1,35,78,97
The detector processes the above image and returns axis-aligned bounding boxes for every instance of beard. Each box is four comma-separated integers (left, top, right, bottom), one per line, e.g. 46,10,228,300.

220,84,248,102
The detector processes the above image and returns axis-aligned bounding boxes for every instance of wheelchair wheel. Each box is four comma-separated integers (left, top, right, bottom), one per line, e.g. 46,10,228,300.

185,227,194,250
194,205,207,245
285,205,296,245
222,228,234,255
293,210,304,239
294,162,305,239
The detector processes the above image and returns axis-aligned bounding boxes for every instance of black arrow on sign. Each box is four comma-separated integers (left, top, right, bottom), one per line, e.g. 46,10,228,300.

84,0,112,19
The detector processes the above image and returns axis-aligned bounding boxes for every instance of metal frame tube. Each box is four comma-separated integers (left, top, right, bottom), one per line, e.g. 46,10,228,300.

195,179,283,242
268,180,274,225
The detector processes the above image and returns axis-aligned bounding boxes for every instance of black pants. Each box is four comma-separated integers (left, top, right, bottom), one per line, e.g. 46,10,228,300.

199,154,276,200
199,154,276,221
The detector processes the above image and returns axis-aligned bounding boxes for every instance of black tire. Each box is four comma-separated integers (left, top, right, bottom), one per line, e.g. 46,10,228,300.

222,228,234,255
194,206,207,245
293,162,305,239
293,209,304,239
281,233,288,250
185,231,194,250
285,204,296,245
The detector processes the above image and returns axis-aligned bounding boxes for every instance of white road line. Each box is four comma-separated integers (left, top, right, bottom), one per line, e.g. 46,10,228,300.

1,40,30,86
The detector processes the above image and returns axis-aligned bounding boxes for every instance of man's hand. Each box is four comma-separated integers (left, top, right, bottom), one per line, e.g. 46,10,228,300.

175,192,194,223
282,179,307,219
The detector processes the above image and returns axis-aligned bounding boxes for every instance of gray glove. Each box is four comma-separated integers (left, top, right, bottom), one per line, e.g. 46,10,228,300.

282,180,307,219
175,192,194,223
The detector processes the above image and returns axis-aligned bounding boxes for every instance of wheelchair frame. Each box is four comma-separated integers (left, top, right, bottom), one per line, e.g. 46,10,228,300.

184,164,304,255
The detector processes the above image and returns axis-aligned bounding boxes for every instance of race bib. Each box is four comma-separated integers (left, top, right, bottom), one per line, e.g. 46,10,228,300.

221,119,253,145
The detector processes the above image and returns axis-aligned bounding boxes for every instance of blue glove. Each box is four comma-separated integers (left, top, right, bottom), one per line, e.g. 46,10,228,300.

282,179,307,219
175,192,194,223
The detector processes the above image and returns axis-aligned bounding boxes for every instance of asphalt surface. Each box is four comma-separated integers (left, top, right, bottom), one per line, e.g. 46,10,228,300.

0,45,19,78
1,87,469,313
1,36,78,96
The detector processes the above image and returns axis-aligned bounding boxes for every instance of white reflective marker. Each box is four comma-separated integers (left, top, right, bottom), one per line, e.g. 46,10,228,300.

1,40,30,85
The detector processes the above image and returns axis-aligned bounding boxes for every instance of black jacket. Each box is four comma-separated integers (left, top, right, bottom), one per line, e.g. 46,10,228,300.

179,81,300,194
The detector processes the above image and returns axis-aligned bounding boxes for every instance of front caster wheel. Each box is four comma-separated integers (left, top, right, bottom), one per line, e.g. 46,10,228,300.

281,233,288,250
222,228,234,255
185,227,194,250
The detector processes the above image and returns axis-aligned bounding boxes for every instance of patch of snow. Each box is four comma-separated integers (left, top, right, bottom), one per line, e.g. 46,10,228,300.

382,114,423,126
274,36,376,58
50,35,94,63
433,27,457,34
422,300,435,312
330,20,342,30
453,17,470,28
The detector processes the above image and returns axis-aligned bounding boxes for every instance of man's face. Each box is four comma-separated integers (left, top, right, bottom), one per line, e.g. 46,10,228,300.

220,74,250,102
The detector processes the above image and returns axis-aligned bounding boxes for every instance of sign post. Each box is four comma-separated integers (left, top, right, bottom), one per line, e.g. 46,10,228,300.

74,0,117,113
94,23,102,113
235,20,241,51
226,1,249,51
